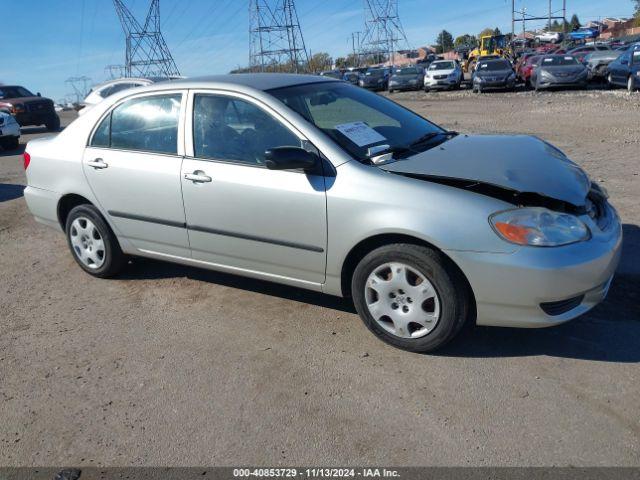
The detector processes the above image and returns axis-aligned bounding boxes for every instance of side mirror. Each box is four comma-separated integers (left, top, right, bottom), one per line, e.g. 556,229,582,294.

265,147,319,172
37,92,41,97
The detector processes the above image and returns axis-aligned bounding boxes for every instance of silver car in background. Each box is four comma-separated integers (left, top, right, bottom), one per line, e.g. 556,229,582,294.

423,60,463,91
23,74,622,353
531,55,589,91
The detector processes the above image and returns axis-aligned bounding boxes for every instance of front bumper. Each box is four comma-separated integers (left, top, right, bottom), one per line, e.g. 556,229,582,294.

446,209,623,328
537,74,588,89
389,82,420,91
15,111,56,127
424,77,458,89
475,79,515,90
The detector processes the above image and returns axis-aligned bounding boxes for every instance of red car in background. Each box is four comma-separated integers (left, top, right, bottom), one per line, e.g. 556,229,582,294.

517,55,541,86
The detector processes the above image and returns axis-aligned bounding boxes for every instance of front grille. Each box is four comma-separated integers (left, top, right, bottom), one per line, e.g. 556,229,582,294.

540,295,584,316
26,101,51,113
433,74,448,80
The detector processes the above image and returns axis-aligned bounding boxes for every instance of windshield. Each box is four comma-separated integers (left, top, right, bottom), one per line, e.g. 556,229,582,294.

365,69,385,77
0,86,35,99
541,56,579,66
477,60,511,71
429,61,455,70
268,82,445,162
395,67,419,75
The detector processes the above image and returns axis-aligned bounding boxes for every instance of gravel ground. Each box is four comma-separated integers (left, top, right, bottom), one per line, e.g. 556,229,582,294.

0,90,639,467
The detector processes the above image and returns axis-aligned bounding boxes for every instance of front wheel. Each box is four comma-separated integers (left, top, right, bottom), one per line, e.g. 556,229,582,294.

351,244,471,353
45,114,61,132
628,75,636,93
65,204,125,278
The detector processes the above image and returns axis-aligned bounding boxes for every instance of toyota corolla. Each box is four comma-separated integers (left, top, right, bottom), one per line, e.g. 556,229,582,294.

23,75,622,352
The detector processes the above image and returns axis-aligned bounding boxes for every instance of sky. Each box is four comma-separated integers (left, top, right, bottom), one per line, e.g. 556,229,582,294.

0,0,634,102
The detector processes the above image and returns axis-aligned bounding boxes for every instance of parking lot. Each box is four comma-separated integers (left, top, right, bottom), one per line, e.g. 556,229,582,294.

1,90,638,466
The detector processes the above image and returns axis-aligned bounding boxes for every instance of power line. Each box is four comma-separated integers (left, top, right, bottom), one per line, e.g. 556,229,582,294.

112,0,180,78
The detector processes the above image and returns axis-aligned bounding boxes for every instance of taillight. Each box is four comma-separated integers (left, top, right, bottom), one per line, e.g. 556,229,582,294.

23,152,31,170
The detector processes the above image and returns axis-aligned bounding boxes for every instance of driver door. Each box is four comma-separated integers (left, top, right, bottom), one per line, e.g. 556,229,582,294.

180,91,328,287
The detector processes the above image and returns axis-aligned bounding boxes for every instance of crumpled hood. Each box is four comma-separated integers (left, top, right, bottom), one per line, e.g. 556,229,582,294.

379,134,591,207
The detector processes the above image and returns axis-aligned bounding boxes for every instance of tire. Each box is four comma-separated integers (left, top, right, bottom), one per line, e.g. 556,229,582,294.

607,73,614,89
0,136,19,150
65,204,125,278
45,114,61,132
351,244,471,353
628,75,636,93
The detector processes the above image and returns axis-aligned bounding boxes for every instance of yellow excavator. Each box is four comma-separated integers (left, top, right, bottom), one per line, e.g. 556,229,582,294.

462,34,508,73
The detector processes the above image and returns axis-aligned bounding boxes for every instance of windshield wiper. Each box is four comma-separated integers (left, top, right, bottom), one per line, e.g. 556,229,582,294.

409,130,458,148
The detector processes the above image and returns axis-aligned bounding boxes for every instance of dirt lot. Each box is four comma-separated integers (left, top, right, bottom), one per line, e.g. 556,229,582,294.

1,91,639,467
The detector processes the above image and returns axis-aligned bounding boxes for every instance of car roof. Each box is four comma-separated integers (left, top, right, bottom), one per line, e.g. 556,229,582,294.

161,74,337,91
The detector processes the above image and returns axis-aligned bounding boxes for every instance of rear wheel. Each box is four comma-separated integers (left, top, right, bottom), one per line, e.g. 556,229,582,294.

65,204,125,278
351,244,470,353
607,73,614,88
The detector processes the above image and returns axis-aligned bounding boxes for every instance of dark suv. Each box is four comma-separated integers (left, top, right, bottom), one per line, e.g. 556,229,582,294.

0,85,60,131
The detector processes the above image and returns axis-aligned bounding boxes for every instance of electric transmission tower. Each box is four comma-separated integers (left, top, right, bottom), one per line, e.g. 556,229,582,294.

249,0,309,73
359,0,410,67
65,76,93,104
112,0,180,78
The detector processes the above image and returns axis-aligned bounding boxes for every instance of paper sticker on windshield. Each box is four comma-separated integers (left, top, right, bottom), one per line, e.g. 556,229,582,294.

335,122,386,147
543,58,553,63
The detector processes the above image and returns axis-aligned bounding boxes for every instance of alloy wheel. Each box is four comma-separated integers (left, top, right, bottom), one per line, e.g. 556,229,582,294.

69,217,106,269
365,262,441,339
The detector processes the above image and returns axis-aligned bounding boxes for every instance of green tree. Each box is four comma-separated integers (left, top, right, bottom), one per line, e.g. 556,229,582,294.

634,0,640,26
307,52,333,73
435,30,454,53
569,14,581,31
479,27,494,38
454,34,477,48
493,27,502,36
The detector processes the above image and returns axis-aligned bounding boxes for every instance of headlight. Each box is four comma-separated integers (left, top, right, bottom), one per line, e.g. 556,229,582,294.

489,208,590,247
635,71,640,77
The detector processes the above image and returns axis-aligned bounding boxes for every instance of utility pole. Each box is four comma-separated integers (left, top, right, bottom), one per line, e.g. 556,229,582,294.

112,0,180,78
512,1,567,39
249,0,309,73
359,0,410,68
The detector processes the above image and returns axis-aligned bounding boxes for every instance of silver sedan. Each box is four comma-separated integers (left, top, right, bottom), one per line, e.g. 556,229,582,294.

23,74,622,352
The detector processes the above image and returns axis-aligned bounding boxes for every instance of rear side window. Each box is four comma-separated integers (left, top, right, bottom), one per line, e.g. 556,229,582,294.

91,94,182,154
91,115,111,147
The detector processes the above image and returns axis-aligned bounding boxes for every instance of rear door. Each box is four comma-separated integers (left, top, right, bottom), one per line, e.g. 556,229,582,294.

180,90,328,287
83,91,190,257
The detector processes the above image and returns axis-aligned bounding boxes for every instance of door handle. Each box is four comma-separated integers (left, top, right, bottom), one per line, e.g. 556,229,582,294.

184,171,212,183
87,158,108,169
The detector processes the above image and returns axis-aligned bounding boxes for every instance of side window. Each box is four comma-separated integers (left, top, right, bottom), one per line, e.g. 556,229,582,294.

91,114,111,147
110,94,181,154
193,94,301,165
